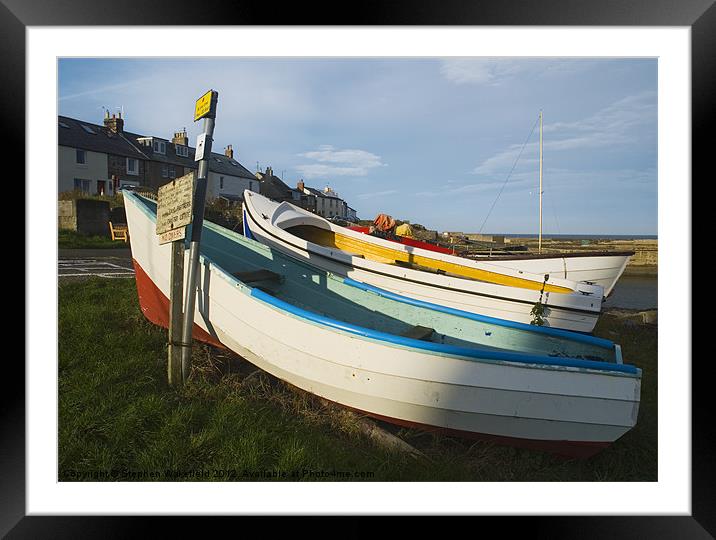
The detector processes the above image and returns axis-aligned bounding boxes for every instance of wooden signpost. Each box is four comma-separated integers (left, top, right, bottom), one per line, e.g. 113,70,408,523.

156,171,196,386
156,172,195,240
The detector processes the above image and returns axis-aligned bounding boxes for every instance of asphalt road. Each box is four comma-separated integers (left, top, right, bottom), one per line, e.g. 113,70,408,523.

58,248,134,281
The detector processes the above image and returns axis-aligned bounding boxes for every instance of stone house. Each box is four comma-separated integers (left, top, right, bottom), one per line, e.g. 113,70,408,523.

299,183,349,219
58,112,258,200
256,168,316,212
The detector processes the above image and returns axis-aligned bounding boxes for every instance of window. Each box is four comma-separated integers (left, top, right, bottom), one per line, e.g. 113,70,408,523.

169,166,176,179
175,145,189,158
126,158,138,175
80,125,95,134
153,140,166,154
161,164,168,178
76,149,86,164
220,176,224,189
73,178,90,193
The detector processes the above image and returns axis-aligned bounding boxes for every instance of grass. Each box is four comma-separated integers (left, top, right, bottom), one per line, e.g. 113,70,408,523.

58,229,128,249
58,278,657,481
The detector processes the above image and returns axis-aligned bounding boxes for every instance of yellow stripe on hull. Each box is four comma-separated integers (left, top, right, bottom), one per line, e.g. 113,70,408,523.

288,226,574,294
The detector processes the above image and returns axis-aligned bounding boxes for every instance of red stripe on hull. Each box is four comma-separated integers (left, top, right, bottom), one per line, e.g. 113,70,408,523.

348,226,455,255
132,258,226,349
342,405,611,459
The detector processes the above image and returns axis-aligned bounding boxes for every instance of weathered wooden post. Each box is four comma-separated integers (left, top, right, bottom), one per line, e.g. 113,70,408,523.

167,240,185,385
156,171,196,386
180,89,219,382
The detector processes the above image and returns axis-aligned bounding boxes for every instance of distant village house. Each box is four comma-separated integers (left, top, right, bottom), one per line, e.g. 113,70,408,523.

255,167,316,213
58,112,259,201
297,181,352,220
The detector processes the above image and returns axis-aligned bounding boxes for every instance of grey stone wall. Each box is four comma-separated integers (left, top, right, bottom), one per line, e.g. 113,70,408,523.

58,200,77,231
58,199,111,237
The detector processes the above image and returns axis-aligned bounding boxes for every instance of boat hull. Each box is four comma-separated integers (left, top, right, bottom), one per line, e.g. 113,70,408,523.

348,226,632,297
469,253,632,297
124,192,640,457
243,194,603,333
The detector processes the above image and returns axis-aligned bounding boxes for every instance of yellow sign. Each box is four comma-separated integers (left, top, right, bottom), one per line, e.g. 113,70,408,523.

194,90,217,121
156,172,196,235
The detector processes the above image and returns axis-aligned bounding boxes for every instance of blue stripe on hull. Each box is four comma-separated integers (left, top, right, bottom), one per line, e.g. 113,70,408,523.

242,209,255,240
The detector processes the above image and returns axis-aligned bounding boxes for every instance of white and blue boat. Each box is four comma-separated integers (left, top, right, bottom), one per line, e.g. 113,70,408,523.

124,190,641,457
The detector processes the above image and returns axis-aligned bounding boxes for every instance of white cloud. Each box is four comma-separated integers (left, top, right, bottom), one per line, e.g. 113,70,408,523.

440,59,501,85
356,189,398,200
59,78,152,102
543,91,657,142
440,58,592,86
414,190,441,198
473,152,539,176
449,167,656,197
295,145,386,179
59,59,320,146
471,91,657,176
294,164,370,178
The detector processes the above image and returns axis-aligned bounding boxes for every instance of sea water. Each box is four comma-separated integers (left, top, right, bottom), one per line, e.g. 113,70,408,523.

604,275,658,310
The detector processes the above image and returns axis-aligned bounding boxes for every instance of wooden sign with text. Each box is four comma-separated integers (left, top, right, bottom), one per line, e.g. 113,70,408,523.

156,172,195,239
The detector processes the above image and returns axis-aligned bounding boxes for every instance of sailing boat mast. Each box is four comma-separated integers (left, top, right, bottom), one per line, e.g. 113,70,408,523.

538,110,543,253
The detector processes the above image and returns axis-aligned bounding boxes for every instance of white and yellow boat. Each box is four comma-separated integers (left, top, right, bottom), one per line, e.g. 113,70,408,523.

242,191,606,332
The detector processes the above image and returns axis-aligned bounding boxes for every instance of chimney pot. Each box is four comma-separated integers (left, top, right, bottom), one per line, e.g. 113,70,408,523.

104,112,124,134
172,128,188,146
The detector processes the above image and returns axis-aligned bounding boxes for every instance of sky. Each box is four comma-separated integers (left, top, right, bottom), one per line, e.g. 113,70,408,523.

58,57,657,235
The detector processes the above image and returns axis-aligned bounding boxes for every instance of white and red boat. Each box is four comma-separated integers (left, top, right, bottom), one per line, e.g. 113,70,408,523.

124,190,641,458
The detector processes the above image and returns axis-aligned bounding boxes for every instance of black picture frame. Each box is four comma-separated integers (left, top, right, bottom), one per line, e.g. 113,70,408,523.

5,0,707,536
